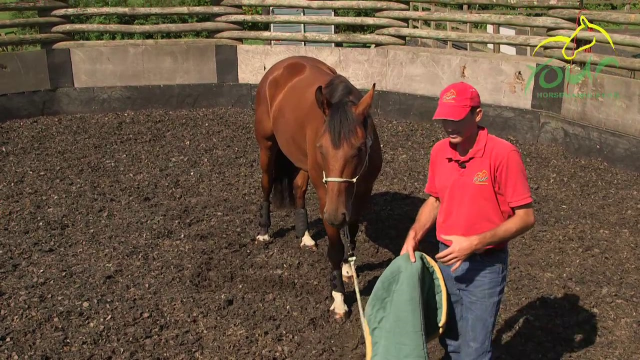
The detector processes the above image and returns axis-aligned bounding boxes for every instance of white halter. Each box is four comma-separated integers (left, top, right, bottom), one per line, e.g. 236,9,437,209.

322,135,373,185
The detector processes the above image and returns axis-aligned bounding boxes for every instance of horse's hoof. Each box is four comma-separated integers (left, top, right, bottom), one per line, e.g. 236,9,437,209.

256,233,271,242
330,291,350,323
299,231,317,251
330,309,350,324
300,242,317,251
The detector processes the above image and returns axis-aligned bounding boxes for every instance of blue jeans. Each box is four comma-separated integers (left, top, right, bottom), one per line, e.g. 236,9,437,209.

437,241,508,360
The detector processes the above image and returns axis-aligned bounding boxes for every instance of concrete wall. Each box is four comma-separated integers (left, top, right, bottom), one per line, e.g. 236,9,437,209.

234,44,640,138
0,43,638,172
69,44,217,87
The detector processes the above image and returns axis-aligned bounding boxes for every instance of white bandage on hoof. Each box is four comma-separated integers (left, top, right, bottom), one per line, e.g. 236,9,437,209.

300,231,316,248
330,291,348,316
256,234,271,242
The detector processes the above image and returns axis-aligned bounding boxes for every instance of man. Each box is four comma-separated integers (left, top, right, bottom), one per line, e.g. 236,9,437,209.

400,82,536,360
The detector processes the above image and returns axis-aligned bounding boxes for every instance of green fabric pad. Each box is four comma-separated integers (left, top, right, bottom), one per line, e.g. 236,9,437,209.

364,252,447,360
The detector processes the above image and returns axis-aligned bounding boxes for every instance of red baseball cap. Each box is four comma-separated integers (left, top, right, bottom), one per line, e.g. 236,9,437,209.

432,82,481,121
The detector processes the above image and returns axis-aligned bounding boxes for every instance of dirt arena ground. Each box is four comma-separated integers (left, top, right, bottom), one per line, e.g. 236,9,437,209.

1,107,639,359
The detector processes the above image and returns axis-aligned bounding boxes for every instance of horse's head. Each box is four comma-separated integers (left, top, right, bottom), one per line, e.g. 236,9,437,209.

314,77,376,228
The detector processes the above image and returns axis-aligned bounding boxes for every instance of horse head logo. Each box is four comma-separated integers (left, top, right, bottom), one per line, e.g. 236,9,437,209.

532,15,616,60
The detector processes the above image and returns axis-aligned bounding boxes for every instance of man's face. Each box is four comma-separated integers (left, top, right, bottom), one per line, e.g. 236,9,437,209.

439,108,483,145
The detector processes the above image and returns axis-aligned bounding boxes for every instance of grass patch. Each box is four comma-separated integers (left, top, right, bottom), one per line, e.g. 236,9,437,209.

0,8,16,35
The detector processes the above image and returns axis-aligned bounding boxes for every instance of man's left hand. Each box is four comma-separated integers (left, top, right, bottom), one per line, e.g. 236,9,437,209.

435,234,481,272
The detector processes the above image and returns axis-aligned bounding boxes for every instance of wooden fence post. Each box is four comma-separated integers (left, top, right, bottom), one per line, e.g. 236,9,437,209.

446,7,451,49
464,4,470,52
37,0,69,50
492,23,500,54
209,0,223,39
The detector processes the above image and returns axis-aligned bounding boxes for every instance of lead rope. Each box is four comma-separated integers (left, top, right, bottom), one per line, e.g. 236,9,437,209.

348,137,372,340
346,227,367,338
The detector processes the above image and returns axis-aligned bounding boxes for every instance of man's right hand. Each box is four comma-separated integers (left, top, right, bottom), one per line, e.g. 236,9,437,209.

400,196,439,263
400,228,420,263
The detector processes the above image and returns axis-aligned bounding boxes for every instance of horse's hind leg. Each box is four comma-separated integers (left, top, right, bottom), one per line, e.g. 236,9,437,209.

256,137,278,242
293,170,316,251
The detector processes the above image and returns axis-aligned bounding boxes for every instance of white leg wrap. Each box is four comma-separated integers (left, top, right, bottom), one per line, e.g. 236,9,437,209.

300,231,316,247
256,234,270,242
342,262,354,278
330,291,348,315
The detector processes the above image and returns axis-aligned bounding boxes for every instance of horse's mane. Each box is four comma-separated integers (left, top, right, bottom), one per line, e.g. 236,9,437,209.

322,75,370,149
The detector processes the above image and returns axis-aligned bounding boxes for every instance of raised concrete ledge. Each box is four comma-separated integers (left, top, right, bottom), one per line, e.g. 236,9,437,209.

0,50,50,95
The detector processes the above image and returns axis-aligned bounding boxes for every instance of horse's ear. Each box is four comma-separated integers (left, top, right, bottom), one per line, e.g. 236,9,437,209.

354,83,376,119
315,85,330,117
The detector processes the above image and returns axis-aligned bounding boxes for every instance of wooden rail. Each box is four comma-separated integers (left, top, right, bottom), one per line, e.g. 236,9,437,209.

0,1,68,12
214,31,406,45
376,11,577,29
547,30,640,49
51,39,242,49
215,14,407,28
547,9,640,25
49,6,243,17
0,17,67,30
0,33,70,46
50,23,242,35
403,0,581,8
376,27,578,49
0,0,638,73
220,0,409,11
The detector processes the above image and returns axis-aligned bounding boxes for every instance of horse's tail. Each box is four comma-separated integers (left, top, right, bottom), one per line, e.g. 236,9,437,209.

271,148,297,210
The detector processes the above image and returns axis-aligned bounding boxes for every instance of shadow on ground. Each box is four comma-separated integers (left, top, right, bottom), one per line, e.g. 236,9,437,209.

303,190,437,259
358,191,439,297
268,190,439,298
363,190,438,258
493,293,598,360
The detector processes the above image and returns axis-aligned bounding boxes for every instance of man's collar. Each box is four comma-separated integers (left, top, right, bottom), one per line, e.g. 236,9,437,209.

445,126,488,162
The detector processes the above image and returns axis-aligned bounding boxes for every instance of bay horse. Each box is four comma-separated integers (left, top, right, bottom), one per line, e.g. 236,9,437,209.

254,56,382,322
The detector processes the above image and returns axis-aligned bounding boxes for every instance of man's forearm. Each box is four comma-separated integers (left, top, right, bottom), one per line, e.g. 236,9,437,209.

473,206,535,250
411,196,440,242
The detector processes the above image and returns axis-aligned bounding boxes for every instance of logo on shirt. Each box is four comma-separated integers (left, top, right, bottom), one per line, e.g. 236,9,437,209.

473,170,489,185
442,90,456,103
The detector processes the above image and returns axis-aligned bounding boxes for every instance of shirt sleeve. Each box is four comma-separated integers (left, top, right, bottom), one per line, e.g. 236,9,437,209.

497,149,533,207
424,148,439,197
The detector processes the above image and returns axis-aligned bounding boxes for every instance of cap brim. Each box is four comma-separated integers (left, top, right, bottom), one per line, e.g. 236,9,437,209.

432,104,471,121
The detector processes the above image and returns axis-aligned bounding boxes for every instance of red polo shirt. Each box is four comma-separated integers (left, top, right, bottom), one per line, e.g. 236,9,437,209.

424,126,533,250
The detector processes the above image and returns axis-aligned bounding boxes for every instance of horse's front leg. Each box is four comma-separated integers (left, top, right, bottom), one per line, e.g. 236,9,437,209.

341,184,374,283
340,222,359,284
312,170,349,322
325,219,350,323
